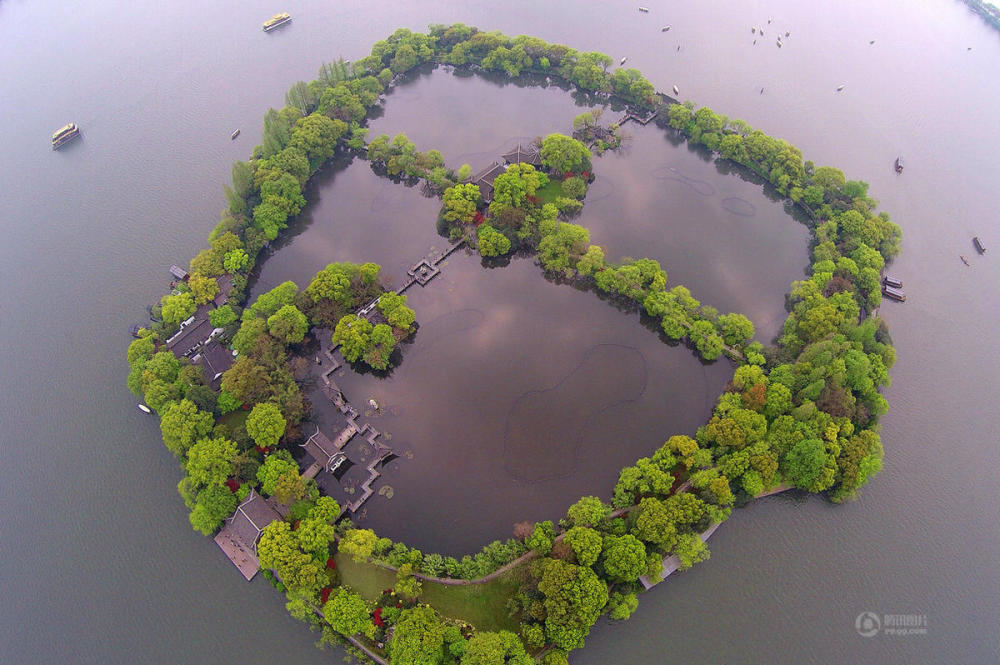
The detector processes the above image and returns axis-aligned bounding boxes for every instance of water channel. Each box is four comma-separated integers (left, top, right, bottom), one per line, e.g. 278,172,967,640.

1,1,998,663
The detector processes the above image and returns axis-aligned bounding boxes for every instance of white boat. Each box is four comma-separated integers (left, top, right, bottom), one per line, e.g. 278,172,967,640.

662,26,671,32
620,56,628,65
137,404,151,413
230,129,240,140
672,84,679,95
638,6,650,12
836,84,845,91
51,123,81,150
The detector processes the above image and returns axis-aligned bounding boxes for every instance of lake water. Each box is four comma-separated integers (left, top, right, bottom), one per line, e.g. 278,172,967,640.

2,0,998,664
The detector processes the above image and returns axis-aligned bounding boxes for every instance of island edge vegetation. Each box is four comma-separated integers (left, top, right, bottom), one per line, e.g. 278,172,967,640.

125,24,900,665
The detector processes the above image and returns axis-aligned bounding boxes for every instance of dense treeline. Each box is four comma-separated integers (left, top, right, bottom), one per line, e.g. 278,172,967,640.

127,23,900,665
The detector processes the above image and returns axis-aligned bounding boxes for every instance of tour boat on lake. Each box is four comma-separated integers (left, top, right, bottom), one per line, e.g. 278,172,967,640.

895,156,903,173
137,404,151,414
231,129,240,140
262,13,291,32
973,236,987,254
882,285,907,302
51,123,80,149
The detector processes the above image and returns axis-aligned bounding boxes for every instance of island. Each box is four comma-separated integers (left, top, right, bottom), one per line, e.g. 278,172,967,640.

126,24,899,665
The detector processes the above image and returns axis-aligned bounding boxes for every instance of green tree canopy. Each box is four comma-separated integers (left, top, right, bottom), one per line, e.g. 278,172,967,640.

534,558,608,651
160,292,196,324
600,534,647,583
267,304,309,344
460,631,532,665
160,399,214,458
246,402,287,448
323,588,373,638
540,133,592,175
389,606,447,665
185,436,238,488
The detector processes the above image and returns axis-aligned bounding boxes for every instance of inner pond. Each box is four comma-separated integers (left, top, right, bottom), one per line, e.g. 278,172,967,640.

251,68,811,555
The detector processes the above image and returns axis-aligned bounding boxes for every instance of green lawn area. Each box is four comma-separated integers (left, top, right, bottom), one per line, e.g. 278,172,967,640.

335,553,522,633
217,408,249,430
535,179,565,206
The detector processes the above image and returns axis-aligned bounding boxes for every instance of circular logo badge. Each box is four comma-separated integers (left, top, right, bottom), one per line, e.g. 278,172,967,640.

856,611,881,637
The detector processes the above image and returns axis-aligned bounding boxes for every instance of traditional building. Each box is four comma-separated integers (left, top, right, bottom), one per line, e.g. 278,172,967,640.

471,161,507,203
213,489,283,580
502,143,541,166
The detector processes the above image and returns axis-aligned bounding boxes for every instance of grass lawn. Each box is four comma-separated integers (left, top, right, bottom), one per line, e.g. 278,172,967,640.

535,179,565,206
336,552,523,633
217,408,249,429
335,552,397,600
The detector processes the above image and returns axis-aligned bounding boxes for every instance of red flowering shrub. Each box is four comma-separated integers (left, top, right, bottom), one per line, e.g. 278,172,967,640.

320,587,332,604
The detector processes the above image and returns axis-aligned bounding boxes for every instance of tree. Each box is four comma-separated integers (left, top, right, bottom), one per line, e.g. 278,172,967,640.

670,533,710,570
377,291,416,333
394,563,423,599
540,133,591,175
565,496,609,527
333,314,373,363
160,292,196,324
632,497,678,551
534,558,608,651
477,224,511,257
252,199,289,241
209,304,238,328
323,588,373,638
441,183,482,225
783,438,836,492
188,484,238,535
460,631,532,665
612,457,674,507
160,399,214,458
246,402,286,448
339,528,378,562
563,527,603,567
363,323,396,370
296,516,335,558
600,534,647,583
526,521,555,555
224,249,249,274
290,114,347,169
188,273,219,306
717,313,755,347
267,304,309,344
185,436,237,488
389,607,447,665
689,319,724,360
256,455,298,495
606,591,639,620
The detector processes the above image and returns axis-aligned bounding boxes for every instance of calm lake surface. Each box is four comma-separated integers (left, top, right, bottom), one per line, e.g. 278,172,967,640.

2,1,998,664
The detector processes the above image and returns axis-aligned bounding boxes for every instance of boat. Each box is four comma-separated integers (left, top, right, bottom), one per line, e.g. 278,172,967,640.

620,56,628,65
960,255,970,266
882,285,906,302
662,25,671,32
137,404,152,414
262,12,291,32
51,123,80,150
883,275,903,288
672,84,679,95
638,7,650,12
776,39,782,47
870,40,876,45
751,26,756,34
836,84,845,91
973,236,987,254
230,129,240,140
894,157,903,173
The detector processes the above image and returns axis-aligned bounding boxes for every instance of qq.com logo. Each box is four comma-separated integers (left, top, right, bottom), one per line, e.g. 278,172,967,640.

856,611,881,637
